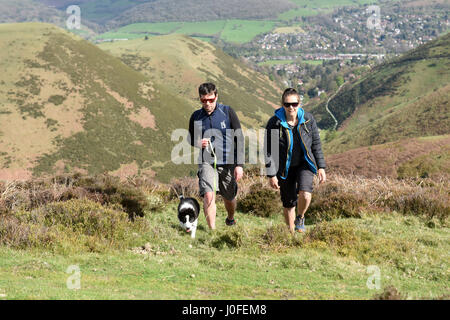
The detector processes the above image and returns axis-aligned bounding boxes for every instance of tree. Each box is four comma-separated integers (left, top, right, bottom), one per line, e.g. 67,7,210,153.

307,87,318,98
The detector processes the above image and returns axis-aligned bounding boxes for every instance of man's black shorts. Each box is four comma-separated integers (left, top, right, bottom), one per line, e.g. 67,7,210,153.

279,164,315,208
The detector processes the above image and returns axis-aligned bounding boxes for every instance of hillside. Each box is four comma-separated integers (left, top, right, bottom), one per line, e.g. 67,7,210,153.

36,0,295,28
0,0,64,25
98,34,282,127
0,23,279,183
314,32,450,154
1,0,100,34
325,135,450,179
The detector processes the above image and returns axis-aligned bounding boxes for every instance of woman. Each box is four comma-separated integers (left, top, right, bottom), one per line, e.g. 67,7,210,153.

265,88,326,233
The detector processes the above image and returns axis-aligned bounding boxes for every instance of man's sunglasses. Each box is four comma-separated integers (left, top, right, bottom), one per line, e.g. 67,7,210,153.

283,102,300,108
200,98,216,103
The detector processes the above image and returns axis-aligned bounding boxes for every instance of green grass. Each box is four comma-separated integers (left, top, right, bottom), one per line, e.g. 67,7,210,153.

0,173,448,299
96,19,277,44
115,22,183,34
95,32,146,40
174,21,227,36
0,200,448,299
258,60,294,66
220,20,278,43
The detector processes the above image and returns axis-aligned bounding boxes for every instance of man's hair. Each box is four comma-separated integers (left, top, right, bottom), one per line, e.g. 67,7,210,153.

199,82,217,97
281,87,300,103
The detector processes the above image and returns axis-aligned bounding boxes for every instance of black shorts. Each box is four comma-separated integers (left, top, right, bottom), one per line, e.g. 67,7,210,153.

279,164,314,208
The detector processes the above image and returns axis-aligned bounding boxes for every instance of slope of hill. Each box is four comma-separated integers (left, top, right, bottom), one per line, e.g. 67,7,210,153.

325,135,450,179
315,32,450,154
0,23,281,182
0,0,64,24
36,0,295,27
1,0,100,35
98,34,282,128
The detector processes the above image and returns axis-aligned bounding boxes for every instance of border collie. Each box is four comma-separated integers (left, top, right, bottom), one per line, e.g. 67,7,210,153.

177,196,200,238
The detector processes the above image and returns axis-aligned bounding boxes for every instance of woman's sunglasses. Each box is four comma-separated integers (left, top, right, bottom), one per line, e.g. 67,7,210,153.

283,102,299,108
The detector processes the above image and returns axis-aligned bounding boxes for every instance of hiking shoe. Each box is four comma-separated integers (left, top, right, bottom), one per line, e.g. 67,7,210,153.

225,218,236,226
294,216,305,232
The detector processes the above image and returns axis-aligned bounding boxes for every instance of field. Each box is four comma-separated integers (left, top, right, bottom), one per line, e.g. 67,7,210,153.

258,60,295,66
96,19,278,44
0,172,448,300
93,0,393,43
220,20,278,43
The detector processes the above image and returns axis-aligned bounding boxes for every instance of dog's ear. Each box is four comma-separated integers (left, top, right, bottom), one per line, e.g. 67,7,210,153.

179,195,184,200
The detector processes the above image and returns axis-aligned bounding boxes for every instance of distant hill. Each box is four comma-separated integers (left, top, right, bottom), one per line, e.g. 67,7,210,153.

35,0,295,28
0,0,64,24
1,0,100,34
0,23,280,182
98,34,282,128
314,32,450,154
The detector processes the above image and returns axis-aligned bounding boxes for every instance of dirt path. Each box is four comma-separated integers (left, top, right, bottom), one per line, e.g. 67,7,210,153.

325,82,345,130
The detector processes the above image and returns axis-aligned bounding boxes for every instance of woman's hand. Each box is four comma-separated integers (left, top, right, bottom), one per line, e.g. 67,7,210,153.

269,176,280,189
318,168,326,184
234,166,243,182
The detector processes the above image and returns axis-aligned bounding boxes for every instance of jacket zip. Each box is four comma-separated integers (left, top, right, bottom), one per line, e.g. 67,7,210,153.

298,124,317,172
281,127,291,178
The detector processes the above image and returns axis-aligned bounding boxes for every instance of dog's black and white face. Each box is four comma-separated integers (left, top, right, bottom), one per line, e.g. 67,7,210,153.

177,197,200,237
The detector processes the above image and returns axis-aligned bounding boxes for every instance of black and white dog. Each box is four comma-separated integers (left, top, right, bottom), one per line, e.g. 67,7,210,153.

177,196,200,239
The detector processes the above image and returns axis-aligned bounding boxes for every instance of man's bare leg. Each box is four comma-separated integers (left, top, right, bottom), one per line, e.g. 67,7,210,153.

203,192,216,229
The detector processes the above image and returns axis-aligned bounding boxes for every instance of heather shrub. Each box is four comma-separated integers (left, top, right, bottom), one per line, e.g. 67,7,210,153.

169,176,199,199
237,183,282,217
303,220,360,249
373,286,406,300
0,214,56,249
209,226,251,249
258,224,302,251
71,174,150,219
387,191,449,223
308,182,366,222
0,199,149,253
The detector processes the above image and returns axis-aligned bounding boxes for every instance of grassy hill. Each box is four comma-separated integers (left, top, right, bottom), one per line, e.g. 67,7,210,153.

325,135,450,179
313,32,450,154
98,34,282,127
0,23,280,183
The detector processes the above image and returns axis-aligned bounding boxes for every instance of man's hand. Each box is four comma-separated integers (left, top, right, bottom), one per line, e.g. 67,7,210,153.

318,168,326,184
234,166,243,182
200,138,209,149
269,176,280,189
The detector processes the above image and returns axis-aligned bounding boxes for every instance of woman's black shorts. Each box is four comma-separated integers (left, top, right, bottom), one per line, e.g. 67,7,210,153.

278,164,315,208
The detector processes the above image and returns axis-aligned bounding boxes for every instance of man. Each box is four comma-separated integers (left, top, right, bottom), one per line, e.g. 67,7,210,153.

188,83,244,230
265,88,326,233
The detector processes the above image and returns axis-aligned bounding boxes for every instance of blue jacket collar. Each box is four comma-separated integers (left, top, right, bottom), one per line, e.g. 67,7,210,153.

274,107,305,128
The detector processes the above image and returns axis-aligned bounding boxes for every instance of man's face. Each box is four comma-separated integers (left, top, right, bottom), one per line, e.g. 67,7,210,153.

200,93,217,114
